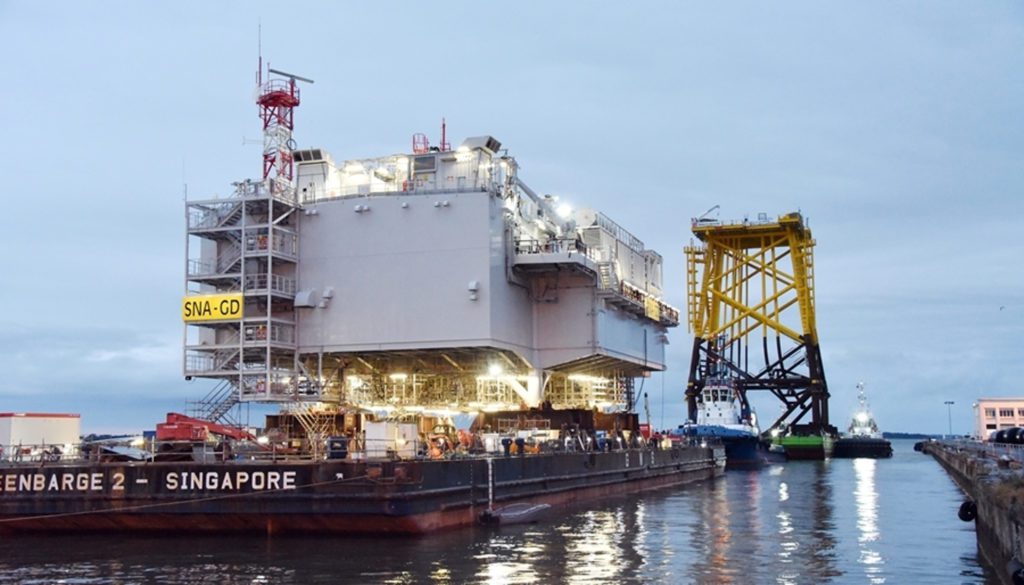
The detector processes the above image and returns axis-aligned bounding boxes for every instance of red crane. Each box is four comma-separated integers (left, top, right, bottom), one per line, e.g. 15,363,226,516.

155,413,256,442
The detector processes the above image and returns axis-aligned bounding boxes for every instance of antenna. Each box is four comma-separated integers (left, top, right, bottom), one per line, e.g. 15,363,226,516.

440,117,451,151
697,205,720,221
257,65,313,192
268,68,315,85
257,21,262,86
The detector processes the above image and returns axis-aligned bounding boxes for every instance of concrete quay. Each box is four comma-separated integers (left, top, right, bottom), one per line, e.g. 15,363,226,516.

924,439,1024,584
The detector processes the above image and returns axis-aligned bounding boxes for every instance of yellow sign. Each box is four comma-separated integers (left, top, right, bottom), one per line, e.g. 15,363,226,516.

182,294,244,322
645,297,661,322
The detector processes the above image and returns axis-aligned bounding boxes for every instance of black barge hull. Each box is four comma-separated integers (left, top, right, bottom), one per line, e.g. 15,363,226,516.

0,446,719,535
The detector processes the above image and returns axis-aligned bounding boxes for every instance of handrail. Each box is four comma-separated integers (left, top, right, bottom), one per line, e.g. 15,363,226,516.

0,442,80,463
243,322,295,344
188,201,243,230
186,245,242,277
513,237,600,262
244,231,297,257
244,273,297,295
595,212,644,253
184,342,243,373
259,79,299,101
299,184,490,205
948,438,1024,462
0,435,708,465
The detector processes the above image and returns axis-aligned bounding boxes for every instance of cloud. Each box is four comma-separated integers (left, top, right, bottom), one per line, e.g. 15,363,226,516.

84,343,178,365
0,3,1021,435
0,323,182,397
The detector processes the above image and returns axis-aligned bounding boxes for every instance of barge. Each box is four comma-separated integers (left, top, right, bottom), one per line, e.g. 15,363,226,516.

0,442,720,535
0,64,723,534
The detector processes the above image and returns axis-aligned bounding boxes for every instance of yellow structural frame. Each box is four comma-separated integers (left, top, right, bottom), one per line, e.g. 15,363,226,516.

685,213,817,351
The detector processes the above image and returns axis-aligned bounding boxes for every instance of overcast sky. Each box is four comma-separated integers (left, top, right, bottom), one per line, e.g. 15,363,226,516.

0,2,1021,435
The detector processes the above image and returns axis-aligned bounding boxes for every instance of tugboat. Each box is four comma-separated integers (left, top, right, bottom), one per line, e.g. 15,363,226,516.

680,378,767,468
833,382,893,458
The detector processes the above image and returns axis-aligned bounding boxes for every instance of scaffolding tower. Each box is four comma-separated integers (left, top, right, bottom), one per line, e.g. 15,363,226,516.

684,212,833,436
184,180,303,408
182,68,313,421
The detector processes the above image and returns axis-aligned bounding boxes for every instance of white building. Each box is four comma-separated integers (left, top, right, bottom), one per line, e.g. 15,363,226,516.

0,412,80,451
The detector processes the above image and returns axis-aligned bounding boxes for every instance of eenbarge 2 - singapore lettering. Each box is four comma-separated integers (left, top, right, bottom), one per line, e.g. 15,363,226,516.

0,470,298,493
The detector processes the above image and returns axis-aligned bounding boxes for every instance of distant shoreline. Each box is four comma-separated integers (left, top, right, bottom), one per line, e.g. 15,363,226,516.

883,432,946,440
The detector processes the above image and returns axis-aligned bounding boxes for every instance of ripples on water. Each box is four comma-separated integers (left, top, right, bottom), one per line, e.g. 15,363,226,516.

0,440,997,584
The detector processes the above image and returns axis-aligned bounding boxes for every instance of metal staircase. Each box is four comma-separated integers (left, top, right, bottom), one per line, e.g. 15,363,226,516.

210,348,240,372
287,402,337,457
597,262,619,292
217,201,243,227
216,243,242,273
187,380,241,426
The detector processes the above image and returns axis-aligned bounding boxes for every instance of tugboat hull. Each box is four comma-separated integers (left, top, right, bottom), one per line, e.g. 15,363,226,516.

833,437,893,458
720,436,768,468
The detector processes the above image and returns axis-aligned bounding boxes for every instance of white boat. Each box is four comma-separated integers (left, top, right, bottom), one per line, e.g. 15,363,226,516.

834,382,892,458
847,382,882,438
680,379,765,467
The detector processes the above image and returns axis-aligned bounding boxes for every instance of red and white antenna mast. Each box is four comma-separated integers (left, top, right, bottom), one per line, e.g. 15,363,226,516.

256,63,313,194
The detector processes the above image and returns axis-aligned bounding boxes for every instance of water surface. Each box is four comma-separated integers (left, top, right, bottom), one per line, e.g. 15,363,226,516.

0,440,995,584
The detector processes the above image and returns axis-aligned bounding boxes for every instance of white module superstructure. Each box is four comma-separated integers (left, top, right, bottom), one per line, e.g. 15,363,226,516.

184,109,677,418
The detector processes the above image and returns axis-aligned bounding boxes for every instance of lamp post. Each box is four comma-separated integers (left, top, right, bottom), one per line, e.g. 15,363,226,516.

944,400,955,438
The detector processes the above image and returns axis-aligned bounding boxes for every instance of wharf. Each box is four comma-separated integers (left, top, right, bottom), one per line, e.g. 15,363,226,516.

923,440,1024,584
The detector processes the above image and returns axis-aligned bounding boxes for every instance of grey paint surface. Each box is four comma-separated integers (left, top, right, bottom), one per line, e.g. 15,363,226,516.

296,189,666,371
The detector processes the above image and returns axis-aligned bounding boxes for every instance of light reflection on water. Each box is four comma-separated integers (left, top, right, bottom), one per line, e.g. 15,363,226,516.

855,458,885,584
0,441,998,584
561,509,629,583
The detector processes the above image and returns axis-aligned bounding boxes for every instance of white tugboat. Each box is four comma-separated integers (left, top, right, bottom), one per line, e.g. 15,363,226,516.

834,382,892,458
848,382,881,438
678,378,767,468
